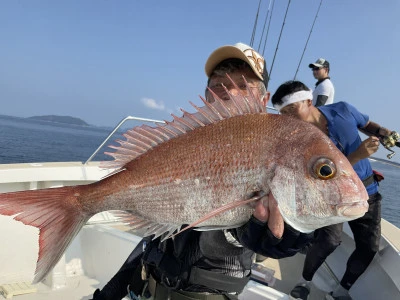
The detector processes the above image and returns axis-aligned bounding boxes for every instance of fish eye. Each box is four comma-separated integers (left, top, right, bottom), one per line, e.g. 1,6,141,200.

313,158,336,180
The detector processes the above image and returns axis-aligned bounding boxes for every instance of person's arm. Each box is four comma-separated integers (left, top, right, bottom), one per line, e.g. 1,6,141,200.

91,236,154,300
350,120,395,165
359,120,392,137
315,95,329,107
92,267,137,300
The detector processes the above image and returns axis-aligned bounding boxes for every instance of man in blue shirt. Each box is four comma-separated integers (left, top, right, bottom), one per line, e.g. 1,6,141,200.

271,80,393,300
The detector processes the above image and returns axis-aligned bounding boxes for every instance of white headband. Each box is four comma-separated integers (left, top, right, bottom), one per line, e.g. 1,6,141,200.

274,90,313,111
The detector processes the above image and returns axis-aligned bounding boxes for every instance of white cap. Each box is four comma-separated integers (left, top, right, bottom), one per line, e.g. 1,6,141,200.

309,58,330,69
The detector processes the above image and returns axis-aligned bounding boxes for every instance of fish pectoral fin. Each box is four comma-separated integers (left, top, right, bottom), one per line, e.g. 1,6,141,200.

194,225,236,231
171,195,263,238
109,210,179,240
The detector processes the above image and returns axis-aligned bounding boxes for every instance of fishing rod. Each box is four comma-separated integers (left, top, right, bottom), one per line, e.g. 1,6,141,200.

250,0,262,47
293,0,324,80
262,0,275,57
257,0,272,53
269,0,291,80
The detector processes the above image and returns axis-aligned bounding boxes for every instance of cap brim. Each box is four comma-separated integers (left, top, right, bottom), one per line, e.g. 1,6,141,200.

205,45,264,81
309,63,324,68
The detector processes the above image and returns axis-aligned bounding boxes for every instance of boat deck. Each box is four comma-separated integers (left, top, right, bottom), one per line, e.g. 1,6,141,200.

1,220,400,300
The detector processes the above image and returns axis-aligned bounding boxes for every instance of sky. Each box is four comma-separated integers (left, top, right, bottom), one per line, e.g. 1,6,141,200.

1,0,400,163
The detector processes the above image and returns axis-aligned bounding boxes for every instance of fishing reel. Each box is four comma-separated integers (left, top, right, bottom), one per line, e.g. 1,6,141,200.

381,131,400,159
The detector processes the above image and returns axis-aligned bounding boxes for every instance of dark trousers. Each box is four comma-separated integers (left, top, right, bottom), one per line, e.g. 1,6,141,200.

302,192,382,290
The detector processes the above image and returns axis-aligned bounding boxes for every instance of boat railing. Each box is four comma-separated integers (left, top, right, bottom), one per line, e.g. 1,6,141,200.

84,106,279,164
84,116,165,164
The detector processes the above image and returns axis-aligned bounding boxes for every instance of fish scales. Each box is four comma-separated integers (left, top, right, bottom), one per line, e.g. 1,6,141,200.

83,114,272,226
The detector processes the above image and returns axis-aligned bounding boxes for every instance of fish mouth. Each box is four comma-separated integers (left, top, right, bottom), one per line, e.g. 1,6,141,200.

336,201,369,217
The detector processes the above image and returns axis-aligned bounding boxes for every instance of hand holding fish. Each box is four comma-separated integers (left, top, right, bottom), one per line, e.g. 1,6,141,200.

238,192,315,259
253,193,284,239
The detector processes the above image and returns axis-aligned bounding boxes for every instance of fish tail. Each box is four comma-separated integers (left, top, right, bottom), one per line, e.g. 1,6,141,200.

0,186,90,283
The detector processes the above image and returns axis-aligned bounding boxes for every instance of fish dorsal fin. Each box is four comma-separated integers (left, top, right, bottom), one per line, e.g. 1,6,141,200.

102,75,265,170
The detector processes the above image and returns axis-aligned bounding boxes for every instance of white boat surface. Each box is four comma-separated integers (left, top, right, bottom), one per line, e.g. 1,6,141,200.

0,160,399,300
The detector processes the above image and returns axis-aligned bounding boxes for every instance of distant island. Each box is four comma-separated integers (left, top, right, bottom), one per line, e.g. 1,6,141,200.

27,115,89,126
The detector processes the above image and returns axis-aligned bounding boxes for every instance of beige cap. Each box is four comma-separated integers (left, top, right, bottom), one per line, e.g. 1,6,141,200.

205,42,268,85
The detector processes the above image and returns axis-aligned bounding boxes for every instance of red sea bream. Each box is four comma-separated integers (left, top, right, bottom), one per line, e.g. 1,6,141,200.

0,77,368,283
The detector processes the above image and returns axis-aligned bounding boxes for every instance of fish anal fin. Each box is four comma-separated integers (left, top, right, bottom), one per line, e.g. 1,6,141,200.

110,210,179,239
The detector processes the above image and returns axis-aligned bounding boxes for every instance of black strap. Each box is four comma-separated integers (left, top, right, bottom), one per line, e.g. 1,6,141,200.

188,267,249,293
150,276,234,300
223,294,239,300
362,174,375,187
142,236,247,293
142,243,183,279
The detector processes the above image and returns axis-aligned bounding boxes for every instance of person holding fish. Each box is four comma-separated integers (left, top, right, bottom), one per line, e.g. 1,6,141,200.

271,80,393,300
90,44,319,300
0,42,365,298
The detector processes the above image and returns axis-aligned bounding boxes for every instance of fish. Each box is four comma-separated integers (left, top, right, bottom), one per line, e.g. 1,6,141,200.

0,76,368,283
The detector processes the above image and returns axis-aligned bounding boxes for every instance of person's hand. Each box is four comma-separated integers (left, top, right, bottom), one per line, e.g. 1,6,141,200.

253,193,284,239
238,193,313,259
347,136,379,165
359,136,380,158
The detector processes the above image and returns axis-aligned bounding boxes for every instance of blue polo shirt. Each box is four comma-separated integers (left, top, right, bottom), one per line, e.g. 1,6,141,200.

318,102,378,195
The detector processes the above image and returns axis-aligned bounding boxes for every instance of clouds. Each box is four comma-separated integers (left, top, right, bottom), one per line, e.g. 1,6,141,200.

140,97,181,116
141,97,166,111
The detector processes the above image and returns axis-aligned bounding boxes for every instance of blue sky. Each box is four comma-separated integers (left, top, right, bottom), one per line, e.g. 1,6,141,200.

1,0,400,162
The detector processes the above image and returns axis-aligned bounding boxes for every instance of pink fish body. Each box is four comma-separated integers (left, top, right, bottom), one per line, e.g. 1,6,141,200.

0,78,368,283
